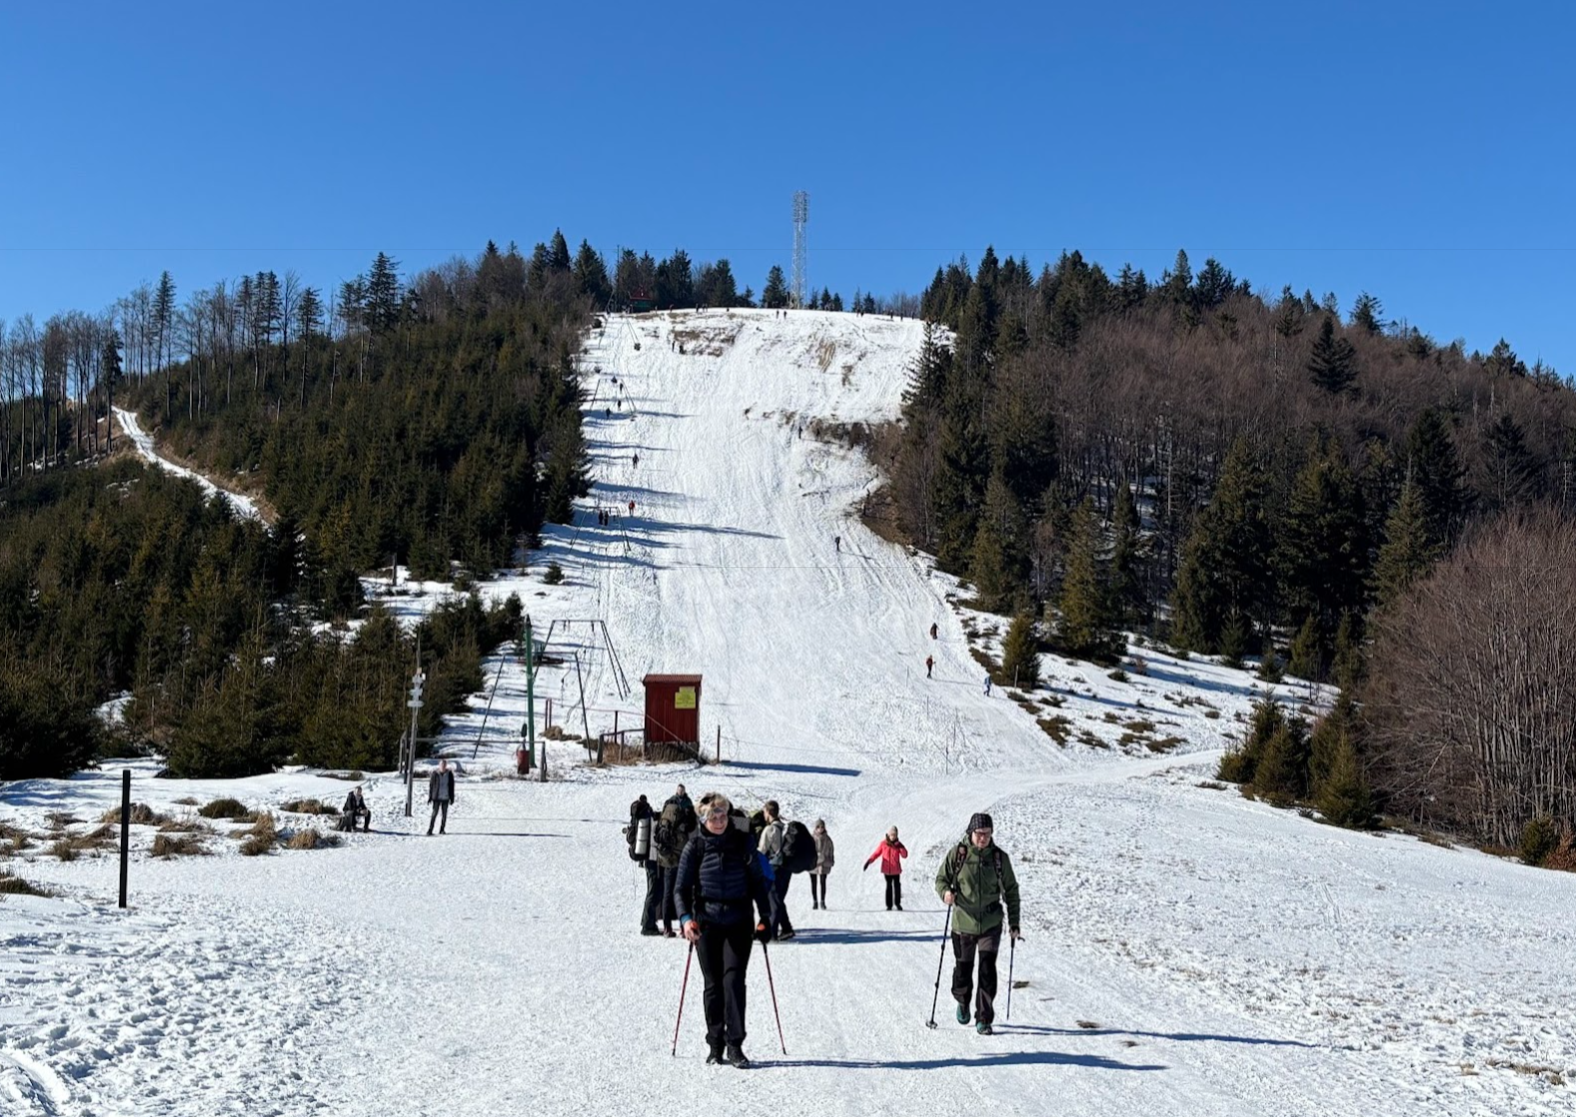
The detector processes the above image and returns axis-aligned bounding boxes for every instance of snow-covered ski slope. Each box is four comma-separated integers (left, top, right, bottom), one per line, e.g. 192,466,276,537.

3,308,1574,1116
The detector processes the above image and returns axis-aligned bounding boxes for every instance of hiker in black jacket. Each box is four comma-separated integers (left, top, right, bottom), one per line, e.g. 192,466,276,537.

341,786,371,832
653,784,696,936
627,793,661,935
676,793,776,1068
427,759,456,835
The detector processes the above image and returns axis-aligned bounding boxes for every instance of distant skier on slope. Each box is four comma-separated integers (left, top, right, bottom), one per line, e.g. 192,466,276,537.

863,825,908,910
936,812,1021,1036
675,793,776,1068
925,655,934,679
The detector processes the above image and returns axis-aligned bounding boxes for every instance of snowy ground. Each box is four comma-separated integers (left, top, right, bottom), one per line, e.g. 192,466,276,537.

4,309,1573,1115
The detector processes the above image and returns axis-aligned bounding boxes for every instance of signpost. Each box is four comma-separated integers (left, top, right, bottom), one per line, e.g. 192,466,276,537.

405,668,424,818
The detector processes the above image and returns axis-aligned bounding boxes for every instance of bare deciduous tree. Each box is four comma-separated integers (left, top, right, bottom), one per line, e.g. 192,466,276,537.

1365,510,1576,844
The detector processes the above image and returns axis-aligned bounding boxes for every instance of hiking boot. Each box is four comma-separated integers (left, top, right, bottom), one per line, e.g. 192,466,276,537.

663,928,676,938
895,903,903,911
777,928,796,941
955,1003,970,1025
976,1021,994,1036
723,1043,751,1068
640,927,661,936
706,1043,724,1065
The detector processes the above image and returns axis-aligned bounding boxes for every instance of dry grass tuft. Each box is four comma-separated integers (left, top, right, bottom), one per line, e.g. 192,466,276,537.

280,799,335,815
199,797,250,820
151,833,208,858
0,872,52,897
239,812,277,856
100,803,164,825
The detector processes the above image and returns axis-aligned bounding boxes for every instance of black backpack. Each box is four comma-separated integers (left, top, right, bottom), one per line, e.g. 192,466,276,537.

781,820,816,875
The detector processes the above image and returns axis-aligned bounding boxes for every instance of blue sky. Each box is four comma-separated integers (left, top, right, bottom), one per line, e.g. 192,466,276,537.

2,1,1572,371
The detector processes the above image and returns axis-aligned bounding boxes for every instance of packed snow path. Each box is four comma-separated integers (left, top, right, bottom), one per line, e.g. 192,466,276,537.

3,310,1572,1115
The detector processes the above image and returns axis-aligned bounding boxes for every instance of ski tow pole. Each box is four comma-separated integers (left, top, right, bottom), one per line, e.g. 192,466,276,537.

671,940,694,1057
925,904,953,1029
762,940,787,1054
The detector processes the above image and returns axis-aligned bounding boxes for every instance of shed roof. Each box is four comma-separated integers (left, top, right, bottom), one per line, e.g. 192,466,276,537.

642,674,703,685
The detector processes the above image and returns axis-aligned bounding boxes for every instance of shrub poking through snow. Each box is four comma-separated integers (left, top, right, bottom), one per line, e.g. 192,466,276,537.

0,873,52,897
286,829,322,850
280,799,335,815
543,562,564,585
239,812,277,856
199,797,250,820
100,803,163,825
1520,815,1558,867
1218,694,1284,786
152,833,208,858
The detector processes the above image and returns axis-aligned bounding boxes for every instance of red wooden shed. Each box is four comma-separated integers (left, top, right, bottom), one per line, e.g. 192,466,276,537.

642,674,702,745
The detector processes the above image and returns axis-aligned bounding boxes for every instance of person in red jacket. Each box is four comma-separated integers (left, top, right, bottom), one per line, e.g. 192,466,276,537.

863,825,909,910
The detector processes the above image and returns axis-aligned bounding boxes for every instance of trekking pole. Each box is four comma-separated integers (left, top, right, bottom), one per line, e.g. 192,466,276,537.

925,905,953,1028
1006,936,1016,1021
670,940,694,1056
761,940,787,1054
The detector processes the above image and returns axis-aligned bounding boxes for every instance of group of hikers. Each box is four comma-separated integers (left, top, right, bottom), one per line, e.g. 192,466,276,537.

625,784,1021,1067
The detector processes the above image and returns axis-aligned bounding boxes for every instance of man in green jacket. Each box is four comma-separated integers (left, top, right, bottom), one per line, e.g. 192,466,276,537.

935,811,1021,1035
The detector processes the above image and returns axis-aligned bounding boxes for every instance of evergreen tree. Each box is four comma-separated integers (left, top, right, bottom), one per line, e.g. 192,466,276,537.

365,253,401,335
1277,435,1368,636
762,265,789,309
1307,315,1357,393
1218,693,1283,785
1108,480,1144,627
1372,476,1441,605
1287,613,1324,681
1057,497,1112,658
1169,438,1272,652
969,470,1025,611
1349,292,1385,335
999,610,1041,689
1251,713,1311,805
1480,412,1542,512
572,241,612,305
1193,258,1235,310
547,229,572,273
1331,611,1364,692
1272,285,1305,338
1403,409,1469,548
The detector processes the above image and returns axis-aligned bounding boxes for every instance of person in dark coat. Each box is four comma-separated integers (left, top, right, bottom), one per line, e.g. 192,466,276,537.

341,786,371,832
676,793,776,1068
627,793,661,935
427,759,456,835
653,784,697,936
935,812,1022,1035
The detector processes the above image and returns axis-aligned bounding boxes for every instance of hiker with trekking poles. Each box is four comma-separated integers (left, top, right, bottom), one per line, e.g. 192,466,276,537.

673,793,781,1067
930,812,1022,1035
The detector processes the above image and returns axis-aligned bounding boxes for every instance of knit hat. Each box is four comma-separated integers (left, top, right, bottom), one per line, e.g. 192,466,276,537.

967,812,993,833
887,825,899,839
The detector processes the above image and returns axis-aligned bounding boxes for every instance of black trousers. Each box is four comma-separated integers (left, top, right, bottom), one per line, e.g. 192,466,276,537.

698,919,754,1047
427,801,449,833
772,870,794,934
809,872,828,905
884,874,903,909
951,926,1003,1024
660,865,679,930
641,860,662,931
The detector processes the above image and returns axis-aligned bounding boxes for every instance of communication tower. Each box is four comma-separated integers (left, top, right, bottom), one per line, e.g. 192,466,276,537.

791,191,808,308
